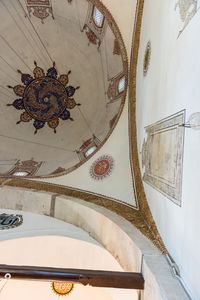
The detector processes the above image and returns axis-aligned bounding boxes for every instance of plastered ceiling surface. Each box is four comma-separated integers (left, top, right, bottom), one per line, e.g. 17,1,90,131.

0,0,127,177
36,0,138,208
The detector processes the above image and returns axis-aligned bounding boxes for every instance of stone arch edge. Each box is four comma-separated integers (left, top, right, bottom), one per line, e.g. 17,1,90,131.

0,185,189,300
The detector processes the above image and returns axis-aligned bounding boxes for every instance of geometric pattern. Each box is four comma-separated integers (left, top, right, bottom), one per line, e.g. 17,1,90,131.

7,62,80,134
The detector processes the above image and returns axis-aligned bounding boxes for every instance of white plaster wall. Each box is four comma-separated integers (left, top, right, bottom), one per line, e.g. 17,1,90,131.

136,1,200,299
36,0,138,208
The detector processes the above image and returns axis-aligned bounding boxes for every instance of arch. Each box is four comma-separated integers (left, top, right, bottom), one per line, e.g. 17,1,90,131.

0,186,189,299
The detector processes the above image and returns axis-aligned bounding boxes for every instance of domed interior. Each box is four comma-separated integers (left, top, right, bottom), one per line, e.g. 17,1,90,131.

0,0,127,177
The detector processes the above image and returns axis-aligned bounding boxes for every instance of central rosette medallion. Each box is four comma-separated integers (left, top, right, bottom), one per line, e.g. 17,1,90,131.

23,77,67,121
7,61,80,134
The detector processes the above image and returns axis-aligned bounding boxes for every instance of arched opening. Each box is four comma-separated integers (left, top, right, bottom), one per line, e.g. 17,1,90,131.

0,209,137,299
0,186,189,299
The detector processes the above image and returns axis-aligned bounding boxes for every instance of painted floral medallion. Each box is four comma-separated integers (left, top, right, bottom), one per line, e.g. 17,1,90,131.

7,62,80,134
23,77,67,121
51,282,74,296
90,155,114,180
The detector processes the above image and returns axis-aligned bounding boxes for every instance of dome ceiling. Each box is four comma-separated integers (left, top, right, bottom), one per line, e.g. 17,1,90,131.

0,0,128,177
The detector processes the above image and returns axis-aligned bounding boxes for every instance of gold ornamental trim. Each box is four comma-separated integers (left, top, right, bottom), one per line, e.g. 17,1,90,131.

128,0,167,253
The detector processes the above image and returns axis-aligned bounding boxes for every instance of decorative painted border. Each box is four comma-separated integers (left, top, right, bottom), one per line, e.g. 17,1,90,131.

89,155,114,180
128,0,166,251
143,40,151,76
142,110,185,206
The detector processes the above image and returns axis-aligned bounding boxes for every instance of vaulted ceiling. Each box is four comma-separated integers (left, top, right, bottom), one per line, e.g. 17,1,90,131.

0,0,127,177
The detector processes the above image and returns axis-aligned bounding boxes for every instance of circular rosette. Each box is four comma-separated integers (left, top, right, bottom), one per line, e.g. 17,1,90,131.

13,85,25,97
58,74,69,87
7,63,79,133
7,98,24,110
33,66,45,79
33,119,45,134
48,118,59,133
66,98,77,109
66,86,76,97
20,111,32,122
51,282,74,296
46,66,57,79
59,109,70,120
23,77,67,121
90,155,114,180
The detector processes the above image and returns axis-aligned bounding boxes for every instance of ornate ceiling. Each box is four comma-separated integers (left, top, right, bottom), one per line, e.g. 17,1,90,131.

0,0,128,177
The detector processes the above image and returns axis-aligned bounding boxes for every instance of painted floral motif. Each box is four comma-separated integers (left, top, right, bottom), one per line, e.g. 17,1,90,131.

113,39,121,55
90,155,114,180
26,0,54,23
83,3,107,49
83,24,101,47
175,0,198,37
0,159,42,177
7,62,80,134
51,282,74,296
